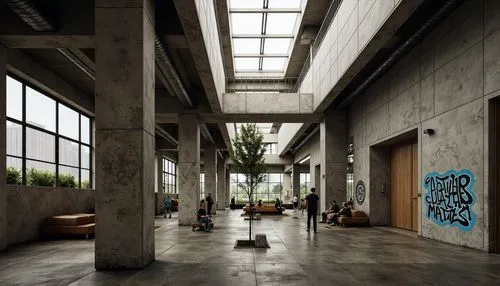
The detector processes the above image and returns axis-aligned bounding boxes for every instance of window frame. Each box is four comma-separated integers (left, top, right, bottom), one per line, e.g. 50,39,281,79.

162,157,177,194
5,74,93,188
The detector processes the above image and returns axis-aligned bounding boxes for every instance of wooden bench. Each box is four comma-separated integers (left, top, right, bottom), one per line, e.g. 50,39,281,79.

336,210,370,226
242,204,283,214
41,214,95,239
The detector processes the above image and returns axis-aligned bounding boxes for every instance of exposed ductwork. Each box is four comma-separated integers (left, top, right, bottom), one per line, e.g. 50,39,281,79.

338,0,464,108
4,0,55,31
155,35,194,108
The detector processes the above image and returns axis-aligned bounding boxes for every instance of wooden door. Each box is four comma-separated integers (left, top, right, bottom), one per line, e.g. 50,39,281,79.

495,101,500,253
390,140,418,231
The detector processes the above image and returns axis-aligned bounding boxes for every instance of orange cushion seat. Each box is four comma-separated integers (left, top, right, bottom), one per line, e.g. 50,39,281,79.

337,210,369,226
44,214,95,226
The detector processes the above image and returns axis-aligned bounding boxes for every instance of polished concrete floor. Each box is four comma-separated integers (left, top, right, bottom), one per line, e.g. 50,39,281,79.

1,210,500,285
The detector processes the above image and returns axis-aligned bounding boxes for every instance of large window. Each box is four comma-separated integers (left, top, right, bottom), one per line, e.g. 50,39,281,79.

230,172,283,203
162,158,177,194
6,75,93,188
299,173,310,199
200,173,205,200
264,143,278,154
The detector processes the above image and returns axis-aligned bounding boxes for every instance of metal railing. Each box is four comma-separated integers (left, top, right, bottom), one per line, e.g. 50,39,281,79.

226,77,299,93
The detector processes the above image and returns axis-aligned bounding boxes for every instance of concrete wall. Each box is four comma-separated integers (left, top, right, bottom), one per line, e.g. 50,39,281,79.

195,0,225,104
6,186,94,245
299,0,401,109
348,0,500,251
222,93,313,114
277,123,303,155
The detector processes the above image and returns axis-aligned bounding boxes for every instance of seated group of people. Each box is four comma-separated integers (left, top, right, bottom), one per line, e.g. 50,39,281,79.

197,200,212,232
320,200,352,226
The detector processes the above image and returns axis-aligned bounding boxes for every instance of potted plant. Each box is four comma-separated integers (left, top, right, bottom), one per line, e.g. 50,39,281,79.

230,123,266,247
6,167,22,184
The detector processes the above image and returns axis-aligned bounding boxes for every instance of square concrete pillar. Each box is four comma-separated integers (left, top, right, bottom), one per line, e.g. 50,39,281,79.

94,0,155,269
0,45,7,251
204,145,217,214
292,164,300,199
178,114,200,225
216,158,226,210
283,172,292,199
156,153,164,215
225,168,231,207
320,110,348,212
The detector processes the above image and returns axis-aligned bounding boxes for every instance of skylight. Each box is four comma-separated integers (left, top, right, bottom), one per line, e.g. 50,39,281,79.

229,0,303,75
235,123,274,134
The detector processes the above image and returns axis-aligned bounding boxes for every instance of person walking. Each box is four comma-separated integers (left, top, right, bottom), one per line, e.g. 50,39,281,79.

305,188,320,233
163,195,172,218
230,196,236,210
206,193,214,216
292,194,298,210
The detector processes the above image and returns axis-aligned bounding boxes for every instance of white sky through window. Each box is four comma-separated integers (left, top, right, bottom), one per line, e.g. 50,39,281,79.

229,0,303,75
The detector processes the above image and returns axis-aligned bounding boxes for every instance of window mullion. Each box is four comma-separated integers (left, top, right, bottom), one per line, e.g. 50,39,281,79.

55,103,59,187
21,83,26,185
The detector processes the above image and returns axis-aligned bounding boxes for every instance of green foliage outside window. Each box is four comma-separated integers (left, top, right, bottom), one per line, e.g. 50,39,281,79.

26,168,56,187
58,173,77,188
6,167,22,184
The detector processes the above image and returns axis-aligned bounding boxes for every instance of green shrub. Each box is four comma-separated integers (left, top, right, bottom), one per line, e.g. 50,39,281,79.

58,173,77,188
6,167,22,184
81,180,90,189
26,168,56,187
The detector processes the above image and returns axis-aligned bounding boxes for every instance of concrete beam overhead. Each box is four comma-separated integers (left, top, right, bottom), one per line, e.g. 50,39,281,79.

222,93,314,114
0,35,94,49
155,113,324,124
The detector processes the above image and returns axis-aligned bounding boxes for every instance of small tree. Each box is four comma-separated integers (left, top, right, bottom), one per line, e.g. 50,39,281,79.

230,123,266,244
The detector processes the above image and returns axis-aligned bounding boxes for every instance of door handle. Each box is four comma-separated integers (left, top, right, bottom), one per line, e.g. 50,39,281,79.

410,197,418,199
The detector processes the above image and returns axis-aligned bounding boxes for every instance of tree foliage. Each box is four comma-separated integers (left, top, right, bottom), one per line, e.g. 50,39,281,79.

230,123,267,202
230,124,267,243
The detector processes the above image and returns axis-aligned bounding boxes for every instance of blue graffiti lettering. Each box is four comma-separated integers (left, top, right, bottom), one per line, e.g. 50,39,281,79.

423,169,476,231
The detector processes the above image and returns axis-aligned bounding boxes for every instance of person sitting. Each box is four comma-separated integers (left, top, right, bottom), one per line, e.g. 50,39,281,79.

321,200,340,223
197,200,212,232
347,198,354,209
329,202,352,226
274,198,283,211
257,199,263,207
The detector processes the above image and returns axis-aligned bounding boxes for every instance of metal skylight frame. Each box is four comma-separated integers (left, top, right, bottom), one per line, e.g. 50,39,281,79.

229,0,303,75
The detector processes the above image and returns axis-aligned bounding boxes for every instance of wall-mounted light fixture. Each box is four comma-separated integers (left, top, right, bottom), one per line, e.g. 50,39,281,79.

299,155,311,164
423,128,435,136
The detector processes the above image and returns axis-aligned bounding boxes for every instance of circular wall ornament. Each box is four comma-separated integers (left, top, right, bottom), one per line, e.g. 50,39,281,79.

355,180,366,205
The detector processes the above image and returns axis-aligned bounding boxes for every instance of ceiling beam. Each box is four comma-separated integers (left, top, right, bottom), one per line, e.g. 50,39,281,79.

232,34,294,38
156,113,324,124
230,8,301,13
234,54,289,58
0,35,94,48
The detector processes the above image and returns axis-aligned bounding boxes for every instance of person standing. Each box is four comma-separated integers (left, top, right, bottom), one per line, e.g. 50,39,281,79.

230,196,236,210
206,193,214,216
305,188,320,233
163,195,172,218
292,194,298,210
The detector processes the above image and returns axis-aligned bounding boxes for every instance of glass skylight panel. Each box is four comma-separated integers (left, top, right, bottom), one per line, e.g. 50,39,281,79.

266,13,297,34
229,0,304,74
229,0,262,9
234,58,259,71
231,13,262,34
262,57,286,71
233,38,261,55
268,0,302,9
264,38,292,54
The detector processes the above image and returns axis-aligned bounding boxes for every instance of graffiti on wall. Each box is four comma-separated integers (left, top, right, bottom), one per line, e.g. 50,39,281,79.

423,169,476,231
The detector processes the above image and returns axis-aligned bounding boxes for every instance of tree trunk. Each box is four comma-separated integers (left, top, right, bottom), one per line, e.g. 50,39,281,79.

248,193,252,243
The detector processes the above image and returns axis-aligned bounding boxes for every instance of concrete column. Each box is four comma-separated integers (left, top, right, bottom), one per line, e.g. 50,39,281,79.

0,45,7,251
178,114,200,225
292,164,300,199
216,158,226,210
224,168,231,208
283,172,292,199
156,153,164,215
320,110,348,212
204,145,217,214
94,0,155,269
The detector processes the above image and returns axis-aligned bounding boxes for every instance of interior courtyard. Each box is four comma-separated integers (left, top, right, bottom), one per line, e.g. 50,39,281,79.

1,0,500,285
